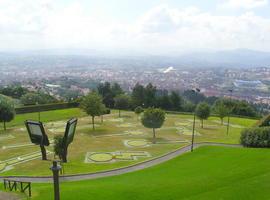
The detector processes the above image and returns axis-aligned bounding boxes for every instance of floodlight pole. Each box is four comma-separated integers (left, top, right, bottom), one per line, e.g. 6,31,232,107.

40,145,47,160
191,88,200,152
50,161,61,200
226,90,233,136
191,112,196,152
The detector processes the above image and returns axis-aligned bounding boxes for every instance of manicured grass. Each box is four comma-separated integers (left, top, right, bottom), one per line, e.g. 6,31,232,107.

0,109,258,176
23,146,270,200
0,108,86,129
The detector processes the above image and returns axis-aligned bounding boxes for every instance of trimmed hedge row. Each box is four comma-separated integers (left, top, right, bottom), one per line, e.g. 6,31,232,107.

240,127,270,148
15,102,80,114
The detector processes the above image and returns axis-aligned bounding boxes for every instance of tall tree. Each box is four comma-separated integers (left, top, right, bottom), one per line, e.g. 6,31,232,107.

141,108,166,144
111,83,124,96
131,83,145,108
80,92,104,130
97,82,115,108
0,99,15,131
195,102,211,128
213,99,229,125
114,94,130,117
144,83,156,107
170,91,183,111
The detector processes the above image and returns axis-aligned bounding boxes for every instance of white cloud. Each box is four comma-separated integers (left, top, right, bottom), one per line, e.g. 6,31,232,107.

0,2,270,53
221,0,268,9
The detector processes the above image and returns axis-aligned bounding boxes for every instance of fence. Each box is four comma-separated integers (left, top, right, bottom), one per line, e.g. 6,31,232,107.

3,179,31,197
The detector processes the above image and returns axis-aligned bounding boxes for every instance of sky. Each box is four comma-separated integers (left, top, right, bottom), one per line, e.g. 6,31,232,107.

0,0,270,54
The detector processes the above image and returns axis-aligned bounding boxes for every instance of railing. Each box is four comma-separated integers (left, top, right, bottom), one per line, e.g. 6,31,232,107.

3,179,31,197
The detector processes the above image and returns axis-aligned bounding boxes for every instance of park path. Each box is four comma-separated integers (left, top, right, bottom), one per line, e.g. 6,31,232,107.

0,142,241,183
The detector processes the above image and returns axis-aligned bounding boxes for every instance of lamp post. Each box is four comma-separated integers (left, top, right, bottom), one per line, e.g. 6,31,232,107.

50,161,61,200
36,102,40,121
226,89,233,136
191,88,200,152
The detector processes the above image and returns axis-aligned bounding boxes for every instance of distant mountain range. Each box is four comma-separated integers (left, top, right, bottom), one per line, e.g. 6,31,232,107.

0,48,269,69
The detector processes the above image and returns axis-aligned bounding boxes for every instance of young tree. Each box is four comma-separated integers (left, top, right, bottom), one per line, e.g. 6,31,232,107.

0,99,15,131
195,102,210,128
80,92,104,130
213,99,229,125
114,94,130,117
141,108,166,144
134,106,144,120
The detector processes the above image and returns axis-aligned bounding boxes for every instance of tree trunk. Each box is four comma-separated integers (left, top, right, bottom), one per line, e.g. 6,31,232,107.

92,116,95,130
201,120,203,128
119,109,121,117
101,115,103,123
153,128,156,144
3,121,6,131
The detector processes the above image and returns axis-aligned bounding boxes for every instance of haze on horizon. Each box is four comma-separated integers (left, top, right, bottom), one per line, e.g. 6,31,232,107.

1,0,270,55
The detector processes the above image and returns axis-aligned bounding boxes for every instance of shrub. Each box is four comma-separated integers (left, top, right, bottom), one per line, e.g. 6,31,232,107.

240,127,270,147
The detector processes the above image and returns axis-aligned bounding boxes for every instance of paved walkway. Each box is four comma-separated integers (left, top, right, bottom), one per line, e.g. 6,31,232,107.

0,142,241,183
0,192,21,200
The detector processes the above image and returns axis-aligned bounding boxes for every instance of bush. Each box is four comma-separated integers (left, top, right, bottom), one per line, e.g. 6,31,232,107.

240,127,270,147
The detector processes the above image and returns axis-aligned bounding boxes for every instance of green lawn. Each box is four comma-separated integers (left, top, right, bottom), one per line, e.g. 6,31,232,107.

0,109,258,176
21,146,270,200
0,108,86,129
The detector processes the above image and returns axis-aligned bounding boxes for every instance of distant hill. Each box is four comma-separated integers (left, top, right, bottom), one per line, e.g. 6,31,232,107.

0,48,270,69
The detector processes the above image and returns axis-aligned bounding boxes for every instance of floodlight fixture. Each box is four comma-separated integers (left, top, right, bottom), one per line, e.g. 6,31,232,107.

25,120,50,160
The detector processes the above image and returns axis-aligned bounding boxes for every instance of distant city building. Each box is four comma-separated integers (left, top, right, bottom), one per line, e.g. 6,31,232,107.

234,80,263,88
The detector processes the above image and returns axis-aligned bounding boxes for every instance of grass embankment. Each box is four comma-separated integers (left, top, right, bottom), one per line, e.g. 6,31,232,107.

22,146,270,200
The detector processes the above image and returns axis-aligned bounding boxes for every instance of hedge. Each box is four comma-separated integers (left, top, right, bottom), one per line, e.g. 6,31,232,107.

15,102,80,114
240,127,270,148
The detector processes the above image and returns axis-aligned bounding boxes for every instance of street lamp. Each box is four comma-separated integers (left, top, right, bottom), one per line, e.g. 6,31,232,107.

50,161,62,200
191,88,200,152
226,89,233,135
36,102,40,121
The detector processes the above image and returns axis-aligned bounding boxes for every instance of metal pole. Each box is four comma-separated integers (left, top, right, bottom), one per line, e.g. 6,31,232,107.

226,115,230,135
191,112,196,152
50,161,61,200
226,90,233,136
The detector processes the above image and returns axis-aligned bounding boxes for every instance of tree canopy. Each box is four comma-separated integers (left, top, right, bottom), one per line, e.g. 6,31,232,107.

195,102,211,128
0,99,15,130
114,94,130,117
80,92,105,130
141,108,166,143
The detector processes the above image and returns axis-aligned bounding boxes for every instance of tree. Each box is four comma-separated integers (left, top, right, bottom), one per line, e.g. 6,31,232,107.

111,83,123,96
80,92,104,130
144,83,156,107
131,83,145,108
170,91,183,111
114,94,130,117
134,106,144,120
195,102,210,128
156,93,172,110
213,99,229,125
99,104,108,123
97,82,115,108
53,135,65,161
0,99,15,131
141,108,166,144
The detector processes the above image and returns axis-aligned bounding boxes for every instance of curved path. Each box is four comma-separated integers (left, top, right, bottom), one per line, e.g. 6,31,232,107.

0,142,241,183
